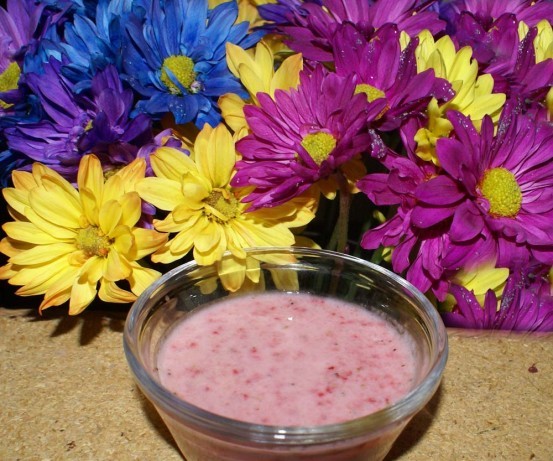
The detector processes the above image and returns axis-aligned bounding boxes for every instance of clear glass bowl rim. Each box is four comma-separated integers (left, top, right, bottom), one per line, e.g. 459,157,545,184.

123,246,448,445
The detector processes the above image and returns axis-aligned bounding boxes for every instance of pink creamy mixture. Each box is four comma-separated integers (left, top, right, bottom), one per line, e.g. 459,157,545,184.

157,292,417,426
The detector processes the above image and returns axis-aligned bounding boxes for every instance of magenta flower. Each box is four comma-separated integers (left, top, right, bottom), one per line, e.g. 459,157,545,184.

442,8,553,98
492,22,553,101
412,105,553,269
232,64,379,210
442,265,553,332
358,105,553,300
438,0,553,30
332,23,453,131
358,140,471,300
259,0,444,62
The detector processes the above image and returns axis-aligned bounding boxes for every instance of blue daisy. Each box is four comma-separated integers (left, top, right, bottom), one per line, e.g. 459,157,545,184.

121,0,264,127
57,0,150,88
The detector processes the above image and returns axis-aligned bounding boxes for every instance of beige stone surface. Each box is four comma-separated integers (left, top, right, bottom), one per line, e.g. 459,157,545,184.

1,307,552,461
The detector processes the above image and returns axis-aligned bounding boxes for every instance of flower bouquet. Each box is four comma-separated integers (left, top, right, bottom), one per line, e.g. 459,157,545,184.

1,0,553,331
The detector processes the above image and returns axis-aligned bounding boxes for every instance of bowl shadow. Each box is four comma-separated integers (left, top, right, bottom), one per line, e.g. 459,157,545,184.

384,382,444,460
137,386,184,458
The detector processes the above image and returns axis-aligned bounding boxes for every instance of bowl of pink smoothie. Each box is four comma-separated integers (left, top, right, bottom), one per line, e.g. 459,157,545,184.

124,247,448,461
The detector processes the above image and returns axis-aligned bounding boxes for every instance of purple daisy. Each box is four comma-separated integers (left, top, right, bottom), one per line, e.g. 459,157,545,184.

332,23,453,131
232,64,380,210
492,21,553,101
0,0,47,118
259,0,444,62
5,60,152,180
357,134,482,300
0,0,47,64
442,265,553,332
412,104,553,270
441,7,553,98
438,0,553,31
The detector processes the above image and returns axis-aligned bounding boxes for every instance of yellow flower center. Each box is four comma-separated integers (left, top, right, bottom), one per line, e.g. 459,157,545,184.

161,55,197,94
479,167,522,218
204,189,239,222
355,83,386,102
301,132,337,165
76,226,112,257
0,62,21,109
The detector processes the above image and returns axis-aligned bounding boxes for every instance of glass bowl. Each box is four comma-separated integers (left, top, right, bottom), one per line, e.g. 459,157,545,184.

123,247,448,461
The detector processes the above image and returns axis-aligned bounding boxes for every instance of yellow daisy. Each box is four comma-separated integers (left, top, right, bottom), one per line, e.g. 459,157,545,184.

0,155,167,315
135,123,316,291
219,39,303,136
414,30,506,164
441,262,509,312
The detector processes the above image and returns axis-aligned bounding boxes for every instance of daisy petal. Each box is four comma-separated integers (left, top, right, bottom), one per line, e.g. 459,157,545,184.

151,147,197,181
104,250,132,281
77,155,104,203
2,222,59,245
216,254,247,292
128,264,162,295
99,280,136,304
416,175,464,205
132,228,168,259
10,243,74,265
450,201,485,242
195,124,235,188
99,200,123,237
29,180,82,228
136,177,185,211
68,279,97,315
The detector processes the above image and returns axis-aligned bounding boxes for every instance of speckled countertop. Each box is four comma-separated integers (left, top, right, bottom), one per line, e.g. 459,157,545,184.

1,306,552,461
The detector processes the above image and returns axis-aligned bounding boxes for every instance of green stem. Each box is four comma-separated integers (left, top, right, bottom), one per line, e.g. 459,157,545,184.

327,172,351,253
